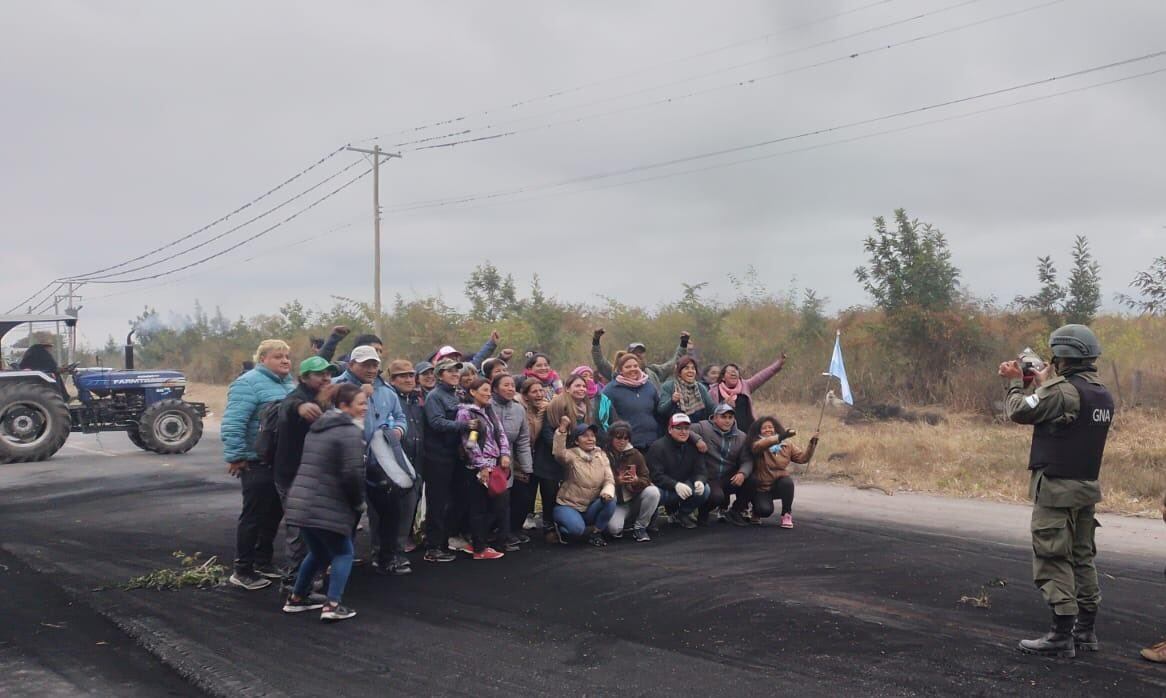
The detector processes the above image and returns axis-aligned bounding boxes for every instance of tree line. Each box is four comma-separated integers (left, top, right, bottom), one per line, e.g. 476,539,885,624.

97,209,1166,412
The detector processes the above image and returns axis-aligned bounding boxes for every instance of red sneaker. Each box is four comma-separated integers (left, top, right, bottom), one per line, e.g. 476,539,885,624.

473,547,505,560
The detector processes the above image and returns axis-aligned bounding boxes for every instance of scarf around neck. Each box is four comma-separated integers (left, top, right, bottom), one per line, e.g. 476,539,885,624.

616,370,649,388
676,379,704,415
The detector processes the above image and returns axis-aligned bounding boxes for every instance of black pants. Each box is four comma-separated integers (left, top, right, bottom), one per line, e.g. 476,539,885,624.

235,463,283,572
537,475,560,528
746,476,795,518
423,458,456,551
457,466,511,550
274,481,306,576
510,474,538,533
367,483,418,561
701,472,745,517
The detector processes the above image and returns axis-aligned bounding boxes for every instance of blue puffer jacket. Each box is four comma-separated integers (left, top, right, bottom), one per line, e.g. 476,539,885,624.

603,380,660,451
221,365,295,463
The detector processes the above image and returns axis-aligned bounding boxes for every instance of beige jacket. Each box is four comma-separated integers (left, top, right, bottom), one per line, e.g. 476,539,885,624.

751,435,816,493
553,429,615,511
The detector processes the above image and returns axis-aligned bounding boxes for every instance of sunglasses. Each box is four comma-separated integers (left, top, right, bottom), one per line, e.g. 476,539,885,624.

670,424,691,431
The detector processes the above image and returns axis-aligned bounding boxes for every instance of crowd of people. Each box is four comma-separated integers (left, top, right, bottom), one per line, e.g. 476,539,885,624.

220,327,809,622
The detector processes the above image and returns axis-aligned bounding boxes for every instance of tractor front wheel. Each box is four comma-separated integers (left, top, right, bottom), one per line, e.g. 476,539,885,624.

0,382,71,464
138,399,203,455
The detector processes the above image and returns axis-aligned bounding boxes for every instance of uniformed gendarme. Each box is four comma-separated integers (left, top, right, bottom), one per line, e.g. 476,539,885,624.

1000,323,1115,659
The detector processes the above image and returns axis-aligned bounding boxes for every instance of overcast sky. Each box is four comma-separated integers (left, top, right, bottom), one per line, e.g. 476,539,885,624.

2,0,1164,348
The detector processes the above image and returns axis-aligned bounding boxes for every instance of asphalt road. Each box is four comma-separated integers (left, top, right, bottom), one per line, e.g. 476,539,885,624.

1,433,1164,697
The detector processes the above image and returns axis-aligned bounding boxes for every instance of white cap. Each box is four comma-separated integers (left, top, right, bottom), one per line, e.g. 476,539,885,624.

350,345,381,364
669,412,692,427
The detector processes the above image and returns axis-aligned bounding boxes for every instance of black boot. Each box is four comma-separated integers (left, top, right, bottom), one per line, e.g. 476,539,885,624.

1073,608,1099,652
1018,613,1077,658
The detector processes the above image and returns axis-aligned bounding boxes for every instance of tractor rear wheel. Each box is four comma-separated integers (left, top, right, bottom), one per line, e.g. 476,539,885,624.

138,399,203,455
0,381,71,464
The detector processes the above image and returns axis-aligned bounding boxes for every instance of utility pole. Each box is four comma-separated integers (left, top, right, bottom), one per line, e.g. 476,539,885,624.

344,145,401,340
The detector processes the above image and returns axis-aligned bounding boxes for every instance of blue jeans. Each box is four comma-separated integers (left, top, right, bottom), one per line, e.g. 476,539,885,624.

659,482,710,515
293,527,354,603
554,497,616,537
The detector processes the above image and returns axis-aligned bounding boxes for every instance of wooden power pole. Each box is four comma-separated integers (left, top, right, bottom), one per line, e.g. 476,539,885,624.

344,145,401,339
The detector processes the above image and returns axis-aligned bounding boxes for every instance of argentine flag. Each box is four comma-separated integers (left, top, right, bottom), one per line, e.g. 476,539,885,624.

828,331,854,405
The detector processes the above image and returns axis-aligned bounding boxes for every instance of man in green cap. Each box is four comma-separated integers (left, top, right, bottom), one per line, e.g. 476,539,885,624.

273,355,340,584
999,323,1115,658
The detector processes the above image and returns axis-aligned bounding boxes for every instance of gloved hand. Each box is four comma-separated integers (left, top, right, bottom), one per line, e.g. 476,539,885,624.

693,480,705,496
674,482,693,500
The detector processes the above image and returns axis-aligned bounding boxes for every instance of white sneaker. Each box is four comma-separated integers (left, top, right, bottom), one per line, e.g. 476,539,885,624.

522,514,539,531
448,535,471,552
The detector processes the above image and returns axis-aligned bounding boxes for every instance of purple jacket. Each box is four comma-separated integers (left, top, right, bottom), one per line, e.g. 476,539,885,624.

457,403,510,470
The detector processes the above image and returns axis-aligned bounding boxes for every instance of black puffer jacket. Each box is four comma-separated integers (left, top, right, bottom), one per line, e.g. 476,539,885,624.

284,410,365,536
273,383,321,491
646,434,707,490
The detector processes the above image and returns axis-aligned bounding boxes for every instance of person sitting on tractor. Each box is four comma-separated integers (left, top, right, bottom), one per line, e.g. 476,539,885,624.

19,332,69,398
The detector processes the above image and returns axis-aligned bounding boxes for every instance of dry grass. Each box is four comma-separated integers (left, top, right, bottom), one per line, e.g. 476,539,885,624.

759,401,1166,517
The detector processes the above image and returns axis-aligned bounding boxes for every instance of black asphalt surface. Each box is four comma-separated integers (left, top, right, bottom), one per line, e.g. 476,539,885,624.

1,434,1164,697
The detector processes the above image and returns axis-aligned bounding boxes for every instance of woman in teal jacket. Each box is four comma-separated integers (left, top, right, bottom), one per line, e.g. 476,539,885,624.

222,339,295,590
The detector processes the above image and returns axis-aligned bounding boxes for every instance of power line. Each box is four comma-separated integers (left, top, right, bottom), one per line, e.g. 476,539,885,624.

66,157,367,281
81,167,373,285
413,0,1065,152
58,145,349,281
394,0,989,151
357,0,904,145
88,217,365,301
379,48,1166,214
400,65,1166,219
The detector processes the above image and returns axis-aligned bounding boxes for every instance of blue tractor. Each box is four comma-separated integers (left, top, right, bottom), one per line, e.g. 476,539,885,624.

0,315,206,463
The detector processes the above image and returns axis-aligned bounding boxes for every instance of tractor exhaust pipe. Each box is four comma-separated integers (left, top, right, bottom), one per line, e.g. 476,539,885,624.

125,329,135,370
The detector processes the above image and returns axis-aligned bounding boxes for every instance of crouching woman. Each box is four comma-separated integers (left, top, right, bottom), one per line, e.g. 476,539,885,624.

282,383,367,622
552,417,616,547
743,416,818,528
605,421,659,542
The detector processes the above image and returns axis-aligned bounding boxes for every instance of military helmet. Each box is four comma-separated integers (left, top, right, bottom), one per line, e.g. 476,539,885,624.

1049,324,1101,359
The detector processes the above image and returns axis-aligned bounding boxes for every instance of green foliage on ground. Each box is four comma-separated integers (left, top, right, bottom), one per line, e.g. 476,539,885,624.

124,551,227,591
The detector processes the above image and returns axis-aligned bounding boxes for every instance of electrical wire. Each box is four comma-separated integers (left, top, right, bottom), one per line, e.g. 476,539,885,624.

87,217,365,300
394,0,989,150
394,65,1166,219
80,167,373,284
57,145,350,281
66,157,367,281
357,0,903,145
379,49,1166,214
412,0,1064,152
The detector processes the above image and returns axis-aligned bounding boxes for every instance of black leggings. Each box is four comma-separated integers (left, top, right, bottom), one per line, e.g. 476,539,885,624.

751,476,795,518
537,476,560,528
457,467,511,550
510,474,539,532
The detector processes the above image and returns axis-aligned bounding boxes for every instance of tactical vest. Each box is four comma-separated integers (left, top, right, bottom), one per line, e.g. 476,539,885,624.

1028,374,1114,480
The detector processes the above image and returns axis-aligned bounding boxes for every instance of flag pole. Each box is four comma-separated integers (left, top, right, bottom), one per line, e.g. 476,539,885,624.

816,373,835,432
